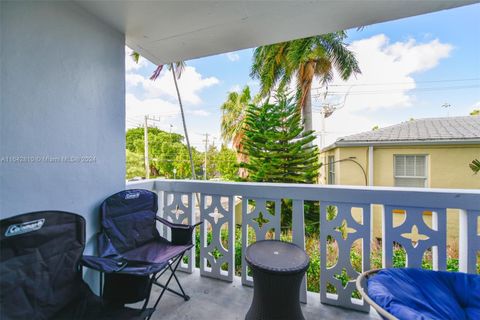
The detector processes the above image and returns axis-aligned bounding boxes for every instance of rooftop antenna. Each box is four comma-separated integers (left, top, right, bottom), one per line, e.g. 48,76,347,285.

441,102,451,117
317,86,352,149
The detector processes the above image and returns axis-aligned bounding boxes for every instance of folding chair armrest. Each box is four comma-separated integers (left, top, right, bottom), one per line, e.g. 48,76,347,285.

156,216,203,245
156,216,189,229
155,216,203,230
81,255,127,273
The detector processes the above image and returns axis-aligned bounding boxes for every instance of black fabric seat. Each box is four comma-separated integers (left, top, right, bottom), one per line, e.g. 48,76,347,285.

0,211,152,320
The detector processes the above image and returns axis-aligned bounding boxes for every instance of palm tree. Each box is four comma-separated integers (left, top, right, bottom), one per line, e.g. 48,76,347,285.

131,52,196,180
250,32,361,133
220,86,256,178
470,159,480,174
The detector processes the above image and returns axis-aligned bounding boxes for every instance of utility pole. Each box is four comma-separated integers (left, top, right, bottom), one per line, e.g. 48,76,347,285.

143,115,164,179
203,133,209,180
212,137,217,149
144,115,150,179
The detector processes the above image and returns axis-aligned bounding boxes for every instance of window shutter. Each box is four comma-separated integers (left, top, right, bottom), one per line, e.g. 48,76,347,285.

394,155,427,188
395,155,405,176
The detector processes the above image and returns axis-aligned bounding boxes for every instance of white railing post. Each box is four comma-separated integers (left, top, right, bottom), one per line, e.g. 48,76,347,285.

459,209,480,274
292,200,307,303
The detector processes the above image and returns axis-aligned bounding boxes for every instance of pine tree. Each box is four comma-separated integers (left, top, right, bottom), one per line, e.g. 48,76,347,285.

241,92,322,230
241,92,321,183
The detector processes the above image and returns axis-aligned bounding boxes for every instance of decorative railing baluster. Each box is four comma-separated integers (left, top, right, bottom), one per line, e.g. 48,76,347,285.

241,197,281,286
320,202,370,312
199,194,235,281
125,179,479,312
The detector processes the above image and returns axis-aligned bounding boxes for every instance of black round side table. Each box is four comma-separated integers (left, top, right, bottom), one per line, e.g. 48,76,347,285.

245,240,310,320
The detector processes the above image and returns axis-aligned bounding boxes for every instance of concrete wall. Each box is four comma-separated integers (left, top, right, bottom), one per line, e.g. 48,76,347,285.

0,2,125,254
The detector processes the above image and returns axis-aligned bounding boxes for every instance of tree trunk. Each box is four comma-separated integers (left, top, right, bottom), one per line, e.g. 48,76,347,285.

302,89,313,133
171,64,196,180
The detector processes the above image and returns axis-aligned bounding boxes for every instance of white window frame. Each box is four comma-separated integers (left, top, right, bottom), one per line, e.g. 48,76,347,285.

393,154,428,188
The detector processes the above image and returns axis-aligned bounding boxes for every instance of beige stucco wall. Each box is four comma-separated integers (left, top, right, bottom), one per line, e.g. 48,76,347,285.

320,146,371,185
373,144,480,189
319,143,480,243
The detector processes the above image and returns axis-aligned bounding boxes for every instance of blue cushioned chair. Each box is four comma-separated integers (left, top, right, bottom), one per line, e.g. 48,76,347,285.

356,268,480,320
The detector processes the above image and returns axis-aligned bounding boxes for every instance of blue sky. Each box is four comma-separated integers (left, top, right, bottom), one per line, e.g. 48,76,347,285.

126,4,480,150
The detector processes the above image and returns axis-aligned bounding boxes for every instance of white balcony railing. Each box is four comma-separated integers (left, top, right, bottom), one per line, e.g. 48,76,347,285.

126,179,480,312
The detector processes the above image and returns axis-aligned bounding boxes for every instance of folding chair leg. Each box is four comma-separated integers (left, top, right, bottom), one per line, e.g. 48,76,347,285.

141,275,157,312
146,255,187,320
169,263,189,300
153,281,190,301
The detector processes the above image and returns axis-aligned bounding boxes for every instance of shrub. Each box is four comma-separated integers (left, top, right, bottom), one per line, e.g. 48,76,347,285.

194,227,477,295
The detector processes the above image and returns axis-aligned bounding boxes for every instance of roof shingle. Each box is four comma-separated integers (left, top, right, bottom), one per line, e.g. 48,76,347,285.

326,116,480,149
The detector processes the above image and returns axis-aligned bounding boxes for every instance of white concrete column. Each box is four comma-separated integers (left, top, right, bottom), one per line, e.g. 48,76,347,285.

368,146,374,186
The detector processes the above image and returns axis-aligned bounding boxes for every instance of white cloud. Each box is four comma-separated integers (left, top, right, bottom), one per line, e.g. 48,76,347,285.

126,66,219,105
229,84,241,92
225,52,240,62
312,34,453,146
125,94,180,129
188,109,210,117
126,73,145,87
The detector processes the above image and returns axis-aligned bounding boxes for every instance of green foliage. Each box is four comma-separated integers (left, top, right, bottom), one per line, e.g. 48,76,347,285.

470,109,480,116
251,33,360,98
126,150,145,179
250,32,360,133
469,159,480,175
241,92,321,184
126,127,238,180
126,127,199,179
241,93,321,228
130,51,140,64
220,86,254,147
213,145,239,181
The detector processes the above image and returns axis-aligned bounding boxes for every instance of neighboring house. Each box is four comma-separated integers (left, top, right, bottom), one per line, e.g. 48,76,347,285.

320,116,480,189
319,116,480,242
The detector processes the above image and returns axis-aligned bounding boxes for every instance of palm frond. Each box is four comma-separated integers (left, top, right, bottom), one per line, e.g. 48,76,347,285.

470,159,480,174
150,64,165,81
131,51,141,63
220,86,253,148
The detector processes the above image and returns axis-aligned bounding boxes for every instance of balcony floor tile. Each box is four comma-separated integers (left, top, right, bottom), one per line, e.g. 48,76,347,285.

141,269,380,320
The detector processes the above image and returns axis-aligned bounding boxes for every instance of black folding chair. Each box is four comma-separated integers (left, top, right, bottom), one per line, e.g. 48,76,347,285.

82,189,201,318
0,211,153,320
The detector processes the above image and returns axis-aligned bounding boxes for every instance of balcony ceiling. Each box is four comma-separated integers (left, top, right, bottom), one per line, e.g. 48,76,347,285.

75,0,476,65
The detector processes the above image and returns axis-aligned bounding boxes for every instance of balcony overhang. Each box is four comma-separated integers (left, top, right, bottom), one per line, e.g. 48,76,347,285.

75,0,476,65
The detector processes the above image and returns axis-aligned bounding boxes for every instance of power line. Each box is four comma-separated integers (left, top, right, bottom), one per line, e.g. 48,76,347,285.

312,84,480,97
311,77,480,90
